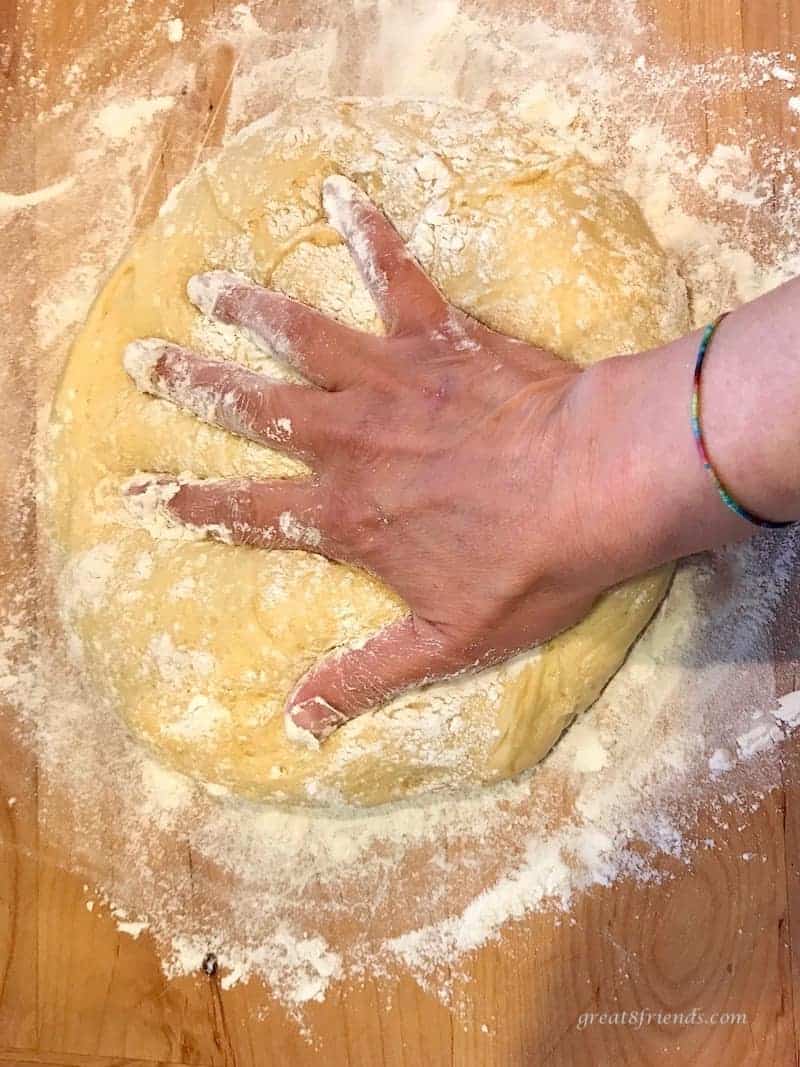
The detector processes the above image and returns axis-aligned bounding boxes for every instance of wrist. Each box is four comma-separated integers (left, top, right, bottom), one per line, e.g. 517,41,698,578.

571,335,749,582
699,292,800,525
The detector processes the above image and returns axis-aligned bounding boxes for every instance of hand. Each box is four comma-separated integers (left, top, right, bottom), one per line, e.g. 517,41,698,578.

123,176,619,743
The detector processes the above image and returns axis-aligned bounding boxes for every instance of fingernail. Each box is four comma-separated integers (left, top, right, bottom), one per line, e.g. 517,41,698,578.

321,175,360,233
285,697,349,747
121,476,234,544
186,270,243,316
120,474,182,526
122,338,169,393
121,473,180,497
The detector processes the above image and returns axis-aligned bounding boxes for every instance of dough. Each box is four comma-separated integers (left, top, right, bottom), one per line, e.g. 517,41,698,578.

46,100,688,807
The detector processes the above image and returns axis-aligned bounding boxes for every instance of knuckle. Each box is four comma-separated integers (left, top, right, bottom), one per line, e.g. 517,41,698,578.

221,380,268,437
322,394,386,457
324,479,386,557
227,482,260,542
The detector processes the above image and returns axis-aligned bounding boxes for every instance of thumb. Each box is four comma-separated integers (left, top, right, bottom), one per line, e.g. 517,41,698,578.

285,616,459,744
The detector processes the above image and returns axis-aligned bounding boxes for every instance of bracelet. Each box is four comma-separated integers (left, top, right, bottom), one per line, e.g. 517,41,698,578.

692,313,795,530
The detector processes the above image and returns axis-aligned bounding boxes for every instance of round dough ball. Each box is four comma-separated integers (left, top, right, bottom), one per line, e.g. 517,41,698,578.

46,100,687,807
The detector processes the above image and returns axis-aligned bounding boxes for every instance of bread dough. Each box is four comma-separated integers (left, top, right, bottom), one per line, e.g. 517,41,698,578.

46,100,688,807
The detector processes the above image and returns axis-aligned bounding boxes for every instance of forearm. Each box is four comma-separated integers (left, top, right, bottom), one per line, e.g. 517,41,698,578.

579,277,800,581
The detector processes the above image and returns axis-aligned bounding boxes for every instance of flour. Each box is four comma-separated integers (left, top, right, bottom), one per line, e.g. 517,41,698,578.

186,270,242,316
708,747,734,776
4,0,800,1029
140,757,194,813
569,722,609,774
93,96,175,140
772,65,797,85
147,633,215,681
0,176,75,217
774,690,800,727
116,920,148,940
122,337,168,392
165,927,342,1003
165,17,184,44
121,472,234,543
278,510,322,549
735,690,800,759
61,543,121,615
162,694,230,742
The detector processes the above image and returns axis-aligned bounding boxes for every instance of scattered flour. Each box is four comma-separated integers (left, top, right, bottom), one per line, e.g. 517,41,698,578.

3,0,799,1028
93,95,175,141
0,176,76,218
772,65,797,85
116,920,148,940
166,17,184,44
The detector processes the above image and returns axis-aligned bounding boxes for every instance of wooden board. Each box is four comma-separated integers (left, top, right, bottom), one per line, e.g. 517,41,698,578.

1,1,799,1063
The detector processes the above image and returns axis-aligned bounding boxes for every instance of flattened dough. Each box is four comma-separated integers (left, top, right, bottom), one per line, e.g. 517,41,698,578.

46,100,688,807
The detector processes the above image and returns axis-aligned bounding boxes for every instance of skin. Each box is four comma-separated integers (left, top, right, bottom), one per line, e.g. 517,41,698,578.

124,176,800,742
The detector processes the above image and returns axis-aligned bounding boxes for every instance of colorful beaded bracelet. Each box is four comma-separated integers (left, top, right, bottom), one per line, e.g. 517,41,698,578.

691,313,795,530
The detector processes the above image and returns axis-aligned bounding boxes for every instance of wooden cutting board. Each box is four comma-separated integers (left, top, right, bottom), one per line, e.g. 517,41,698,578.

0,1,798,1063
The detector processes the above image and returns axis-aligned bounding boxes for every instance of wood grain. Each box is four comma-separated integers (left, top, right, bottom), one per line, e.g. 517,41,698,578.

1,1,799,1064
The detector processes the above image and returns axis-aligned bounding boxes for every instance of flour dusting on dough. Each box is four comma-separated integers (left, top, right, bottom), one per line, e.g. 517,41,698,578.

3,0,799,1025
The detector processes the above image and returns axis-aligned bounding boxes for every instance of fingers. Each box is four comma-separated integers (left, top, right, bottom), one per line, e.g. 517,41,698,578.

123,339,333,461
321,175,447,336
131,476,336,553
285,616,462,743
186,270,369,390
